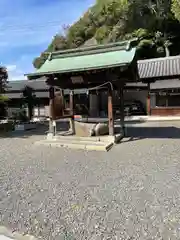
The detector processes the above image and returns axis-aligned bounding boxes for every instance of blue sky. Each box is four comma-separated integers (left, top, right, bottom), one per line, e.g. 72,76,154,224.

0,0,95,80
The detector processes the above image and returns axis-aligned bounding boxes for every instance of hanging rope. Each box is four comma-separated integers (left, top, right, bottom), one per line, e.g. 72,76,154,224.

56,81,114,93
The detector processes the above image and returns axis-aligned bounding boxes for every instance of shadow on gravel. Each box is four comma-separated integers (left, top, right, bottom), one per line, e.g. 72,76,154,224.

0,120,146,139
1,121,180,141
115,126,180,142
0,122,70,139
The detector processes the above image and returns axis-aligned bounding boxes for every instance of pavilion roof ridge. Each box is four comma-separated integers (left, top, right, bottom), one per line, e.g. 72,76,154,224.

47,38,138,60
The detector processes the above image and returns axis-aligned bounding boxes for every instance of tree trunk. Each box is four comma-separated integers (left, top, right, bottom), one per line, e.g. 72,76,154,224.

28,104,33,120
165,46,170,57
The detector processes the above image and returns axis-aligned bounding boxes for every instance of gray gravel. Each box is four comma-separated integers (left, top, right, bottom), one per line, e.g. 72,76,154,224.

1,121,180,239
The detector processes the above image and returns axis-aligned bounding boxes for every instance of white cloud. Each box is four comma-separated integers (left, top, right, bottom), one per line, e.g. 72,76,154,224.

11,75,27,81
8,68,26,81
7,63,28,81
7,65,17,72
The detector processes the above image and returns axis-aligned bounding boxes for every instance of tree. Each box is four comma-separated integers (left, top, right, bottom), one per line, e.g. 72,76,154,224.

0,66,8,94
22,86,36,120
33,35,69,69
33,0,180,66
172,0,180,22
0,95,8,119
33,53,48,69
0,67,8,118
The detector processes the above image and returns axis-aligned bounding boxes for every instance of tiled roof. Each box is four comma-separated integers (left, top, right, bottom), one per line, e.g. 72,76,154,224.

5,78,88,98
7,77,48,91
5,54,180,100
138,55,180,80
26,40,138,79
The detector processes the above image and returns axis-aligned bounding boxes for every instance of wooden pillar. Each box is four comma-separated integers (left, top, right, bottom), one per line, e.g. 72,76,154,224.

147,83,151,115
108,88,114,136
49,86,55,135
69,90,75,134
119,86,125,137
60,89,64,116
69,90,74,116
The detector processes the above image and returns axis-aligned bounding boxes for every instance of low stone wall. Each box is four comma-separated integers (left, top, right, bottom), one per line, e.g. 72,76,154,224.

14,123,37,131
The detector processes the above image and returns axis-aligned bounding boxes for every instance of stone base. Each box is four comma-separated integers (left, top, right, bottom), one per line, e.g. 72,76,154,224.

46,132,54,140
74,121,109,137
35,136,114,152
93,123,109,136
114,133,124,143
74,121,95,137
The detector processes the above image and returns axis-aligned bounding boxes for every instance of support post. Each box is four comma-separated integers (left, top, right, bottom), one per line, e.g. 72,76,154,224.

69,90,74,116
60,89,64,116
147,83,151,115
48,86,56,136
119,86,125,137
108,88,114,136
69,90,75,135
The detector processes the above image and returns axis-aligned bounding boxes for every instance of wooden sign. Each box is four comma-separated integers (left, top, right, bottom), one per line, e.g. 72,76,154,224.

71,76,84,84
159,92,166,96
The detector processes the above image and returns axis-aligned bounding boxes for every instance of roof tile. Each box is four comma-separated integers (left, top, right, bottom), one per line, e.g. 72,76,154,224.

138,55,180,79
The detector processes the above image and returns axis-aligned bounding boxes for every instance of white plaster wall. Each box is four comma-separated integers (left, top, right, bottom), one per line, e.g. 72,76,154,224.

8,106,49,118
33,106,48,117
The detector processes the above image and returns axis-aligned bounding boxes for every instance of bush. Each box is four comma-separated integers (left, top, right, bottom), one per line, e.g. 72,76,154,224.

12,109,28,123
0,122,14,133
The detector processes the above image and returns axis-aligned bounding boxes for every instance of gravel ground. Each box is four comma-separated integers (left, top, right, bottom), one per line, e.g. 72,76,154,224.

1,122,180,239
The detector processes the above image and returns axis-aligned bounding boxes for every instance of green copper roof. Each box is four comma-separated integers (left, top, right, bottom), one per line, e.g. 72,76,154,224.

26,40,138,79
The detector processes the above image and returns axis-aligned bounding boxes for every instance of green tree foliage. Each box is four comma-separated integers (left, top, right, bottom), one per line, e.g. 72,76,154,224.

0,95,8,103
0,66,8,93
33,0,180,69
172,0,180,22
0,67,8,118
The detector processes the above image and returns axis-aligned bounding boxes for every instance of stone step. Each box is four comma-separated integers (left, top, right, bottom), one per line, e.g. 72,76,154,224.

35,137,114,151
55,135,114,143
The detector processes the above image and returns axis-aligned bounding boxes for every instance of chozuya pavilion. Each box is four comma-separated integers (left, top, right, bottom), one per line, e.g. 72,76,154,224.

26,39,141,150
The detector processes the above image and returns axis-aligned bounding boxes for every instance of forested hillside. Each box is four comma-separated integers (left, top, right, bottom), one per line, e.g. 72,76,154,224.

33,0,180,69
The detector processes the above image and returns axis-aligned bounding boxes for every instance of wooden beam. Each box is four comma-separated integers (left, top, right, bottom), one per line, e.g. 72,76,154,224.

108,88,114,136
